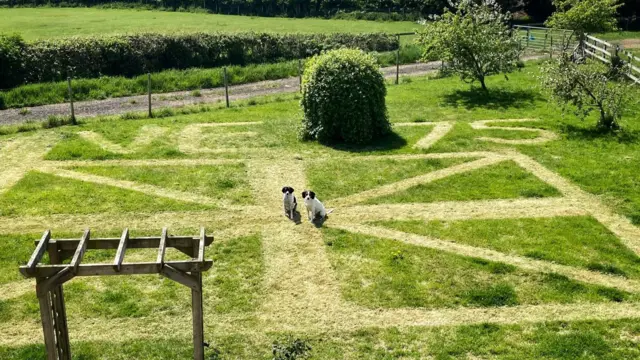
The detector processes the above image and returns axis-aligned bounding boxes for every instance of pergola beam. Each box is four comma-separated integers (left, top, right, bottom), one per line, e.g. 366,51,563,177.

70,230,90,274
21,260,212,278
114,228,129,272
35,235,213,251
157,228,168,271
26,230,51,275
160,265,199,291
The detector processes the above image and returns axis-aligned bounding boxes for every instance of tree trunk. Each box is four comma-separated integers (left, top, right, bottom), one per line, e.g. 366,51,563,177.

479,76,487,91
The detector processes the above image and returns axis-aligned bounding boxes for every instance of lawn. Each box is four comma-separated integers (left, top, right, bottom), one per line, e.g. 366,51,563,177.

1,61,640,359
0,8,418,41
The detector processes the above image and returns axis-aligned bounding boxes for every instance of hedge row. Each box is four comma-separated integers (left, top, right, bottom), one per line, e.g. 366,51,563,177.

0,32,399,89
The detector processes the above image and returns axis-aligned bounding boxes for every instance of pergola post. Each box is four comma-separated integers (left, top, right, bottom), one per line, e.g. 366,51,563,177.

192,228,206,360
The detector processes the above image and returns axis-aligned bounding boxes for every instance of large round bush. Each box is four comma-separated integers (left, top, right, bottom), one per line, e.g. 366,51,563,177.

300,49,390,144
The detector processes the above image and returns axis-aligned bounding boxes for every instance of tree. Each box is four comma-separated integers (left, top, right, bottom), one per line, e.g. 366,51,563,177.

540,55,632,130
417,0,521,91
545,0,621,34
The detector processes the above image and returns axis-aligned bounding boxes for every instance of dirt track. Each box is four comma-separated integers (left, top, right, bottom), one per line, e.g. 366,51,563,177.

0,62,441,125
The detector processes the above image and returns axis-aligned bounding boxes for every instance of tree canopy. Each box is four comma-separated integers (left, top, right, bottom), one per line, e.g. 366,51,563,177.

417,0,521,91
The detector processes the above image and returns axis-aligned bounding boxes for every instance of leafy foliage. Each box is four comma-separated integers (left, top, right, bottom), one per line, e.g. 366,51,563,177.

300,48,390,144
545,0,621,34
272,337,312,360
540,55,632,130
0,32,398,89
417,0,521,90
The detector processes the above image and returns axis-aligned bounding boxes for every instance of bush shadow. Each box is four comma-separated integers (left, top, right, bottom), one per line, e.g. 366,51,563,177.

319,131,407,153
441,88,539,110
560,124,640,144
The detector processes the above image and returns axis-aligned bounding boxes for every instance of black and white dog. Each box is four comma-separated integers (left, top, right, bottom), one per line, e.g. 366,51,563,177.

282,186,297,219
301,190,329,222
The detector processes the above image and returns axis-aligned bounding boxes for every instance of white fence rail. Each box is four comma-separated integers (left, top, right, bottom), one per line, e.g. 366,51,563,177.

583,34,640,85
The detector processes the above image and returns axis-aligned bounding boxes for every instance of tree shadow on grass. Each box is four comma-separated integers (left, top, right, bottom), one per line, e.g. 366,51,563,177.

441,88,539,110
560,124,640,144
319,131,407,153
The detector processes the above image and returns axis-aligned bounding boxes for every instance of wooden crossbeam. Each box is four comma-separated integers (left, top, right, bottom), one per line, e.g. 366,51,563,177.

157,228,168,271
36,267,75,297
70,230,90,274
21,260,212,278
114,228,129,272
26,230,51,275
160,265,199,291
37,235,214,251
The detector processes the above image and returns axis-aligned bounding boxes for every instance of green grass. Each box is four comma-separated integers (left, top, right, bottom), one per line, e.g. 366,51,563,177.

73,164,253,204
323,228,633,309
596,31,640,41
306,157,474,200
366,160,561,204
2,62,640,358
1,318,640,359
377,216,640,278
0,171,212,216
0,8,418,41
208,234,264,313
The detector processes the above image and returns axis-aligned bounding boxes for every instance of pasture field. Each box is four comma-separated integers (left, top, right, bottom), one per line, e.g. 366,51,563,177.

0,8,418,40
1,64,640,359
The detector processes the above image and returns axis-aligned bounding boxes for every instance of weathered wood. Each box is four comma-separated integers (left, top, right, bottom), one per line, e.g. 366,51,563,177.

197,227,206,263
26,230,51,275
52,286,71,360
21,260,213,278
192,235,205,360
160,265,199,291
157,227,168,270
114,228,129,272
37,284,57,360
70,229,90,274
38,236,213,251
36,267,74,297
25,227,214,360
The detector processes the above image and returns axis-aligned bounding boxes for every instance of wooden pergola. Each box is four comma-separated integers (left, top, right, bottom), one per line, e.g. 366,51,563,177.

20,227,214,360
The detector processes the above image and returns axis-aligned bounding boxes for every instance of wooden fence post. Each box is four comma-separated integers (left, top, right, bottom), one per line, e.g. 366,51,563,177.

67,77,76,125
147,73,152,118
395,34,400,85
223,67,230,108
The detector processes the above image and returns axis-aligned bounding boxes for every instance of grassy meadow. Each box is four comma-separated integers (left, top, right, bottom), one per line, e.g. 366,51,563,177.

0,8,418,41
1,61,640,358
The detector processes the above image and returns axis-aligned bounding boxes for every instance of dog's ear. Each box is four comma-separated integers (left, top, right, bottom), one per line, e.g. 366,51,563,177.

301,191,308,198
309,191,316,199
282,187,287,193
290,187,294,193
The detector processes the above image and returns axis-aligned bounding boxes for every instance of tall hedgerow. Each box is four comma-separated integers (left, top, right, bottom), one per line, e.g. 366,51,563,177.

300,49,390,145
0,32,399,89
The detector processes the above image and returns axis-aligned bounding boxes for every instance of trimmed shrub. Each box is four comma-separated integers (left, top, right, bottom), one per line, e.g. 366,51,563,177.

299,49,390,145
0,32,398,89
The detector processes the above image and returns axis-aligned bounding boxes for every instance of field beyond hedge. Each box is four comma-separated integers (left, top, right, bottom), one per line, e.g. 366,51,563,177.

0,8,418,40
1,64,640,358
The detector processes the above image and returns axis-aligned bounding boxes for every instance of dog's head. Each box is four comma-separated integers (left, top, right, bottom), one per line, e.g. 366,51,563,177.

282,186,294,195
302,190,315,201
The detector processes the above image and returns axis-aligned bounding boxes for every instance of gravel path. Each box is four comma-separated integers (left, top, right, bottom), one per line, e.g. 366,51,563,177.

0,62,441,125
